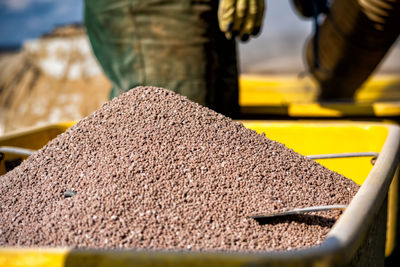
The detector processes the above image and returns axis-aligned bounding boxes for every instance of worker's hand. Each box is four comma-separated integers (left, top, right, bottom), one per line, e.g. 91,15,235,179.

218,0,265,42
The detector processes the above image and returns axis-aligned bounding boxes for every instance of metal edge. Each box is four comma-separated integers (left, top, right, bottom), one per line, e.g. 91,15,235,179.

0,121,75,142
321,123,400,264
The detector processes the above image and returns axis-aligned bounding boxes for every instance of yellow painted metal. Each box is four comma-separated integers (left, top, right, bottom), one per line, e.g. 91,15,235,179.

242,121,388,185
0,121,394,266
0,122,74,175
240,75,317,105
239,75,400,117
387,168,399,257
0,249,67,267
0,121,73,149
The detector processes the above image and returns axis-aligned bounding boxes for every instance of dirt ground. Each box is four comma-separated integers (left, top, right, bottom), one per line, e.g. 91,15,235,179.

0,50,110,135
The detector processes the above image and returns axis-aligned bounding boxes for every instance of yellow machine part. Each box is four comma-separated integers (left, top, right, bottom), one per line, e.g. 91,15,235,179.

239,74,400,117
0,249,67,267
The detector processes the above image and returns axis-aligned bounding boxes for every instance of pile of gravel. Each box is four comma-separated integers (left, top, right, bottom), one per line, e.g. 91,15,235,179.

0,86,359,251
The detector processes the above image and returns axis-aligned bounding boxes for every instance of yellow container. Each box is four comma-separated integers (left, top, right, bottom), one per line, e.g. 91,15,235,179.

1,121,399,266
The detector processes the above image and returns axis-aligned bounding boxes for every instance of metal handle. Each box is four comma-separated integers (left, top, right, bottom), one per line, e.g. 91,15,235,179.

0,146,36,157
249,204,348,219
307,152,378,160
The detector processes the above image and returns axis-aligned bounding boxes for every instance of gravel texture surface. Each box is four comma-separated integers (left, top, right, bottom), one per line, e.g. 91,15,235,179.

0,86,359,251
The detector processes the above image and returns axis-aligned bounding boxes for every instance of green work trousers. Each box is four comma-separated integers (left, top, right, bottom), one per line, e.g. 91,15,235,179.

84,0,239,118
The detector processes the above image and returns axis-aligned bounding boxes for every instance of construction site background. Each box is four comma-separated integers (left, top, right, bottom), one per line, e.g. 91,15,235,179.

0,19,399,135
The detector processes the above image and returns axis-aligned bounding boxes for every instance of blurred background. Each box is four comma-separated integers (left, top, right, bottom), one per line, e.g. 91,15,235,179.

0,0,399,134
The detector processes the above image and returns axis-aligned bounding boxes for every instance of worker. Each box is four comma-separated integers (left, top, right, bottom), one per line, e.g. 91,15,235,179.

84,0,265,118
293,1,400,265
293,0,400,100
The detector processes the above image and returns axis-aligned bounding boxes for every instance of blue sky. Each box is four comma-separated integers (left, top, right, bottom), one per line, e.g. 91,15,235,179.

0,0,83,46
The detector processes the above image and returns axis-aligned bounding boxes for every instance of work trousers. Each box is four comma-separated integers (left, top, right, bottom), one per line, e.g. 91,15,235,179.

84,0,239,118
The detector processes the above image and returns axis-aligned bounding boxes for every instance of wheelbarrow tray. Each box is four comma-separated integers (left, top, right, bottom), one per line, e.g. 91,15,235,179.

1,121,399,266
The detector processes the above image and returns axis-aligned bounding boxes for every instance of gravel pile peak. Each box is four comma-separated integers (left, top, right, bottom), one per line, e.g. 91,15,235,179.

0,86,359,251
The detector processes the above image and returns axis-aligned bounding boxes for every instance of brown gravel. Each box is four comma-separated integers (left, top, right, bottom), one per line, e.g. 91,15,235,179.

0,86,359,251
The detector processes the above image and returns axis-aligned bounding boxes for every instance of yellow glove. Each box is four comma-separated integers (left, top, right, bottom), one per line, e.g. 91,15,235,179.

218,0,265,41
